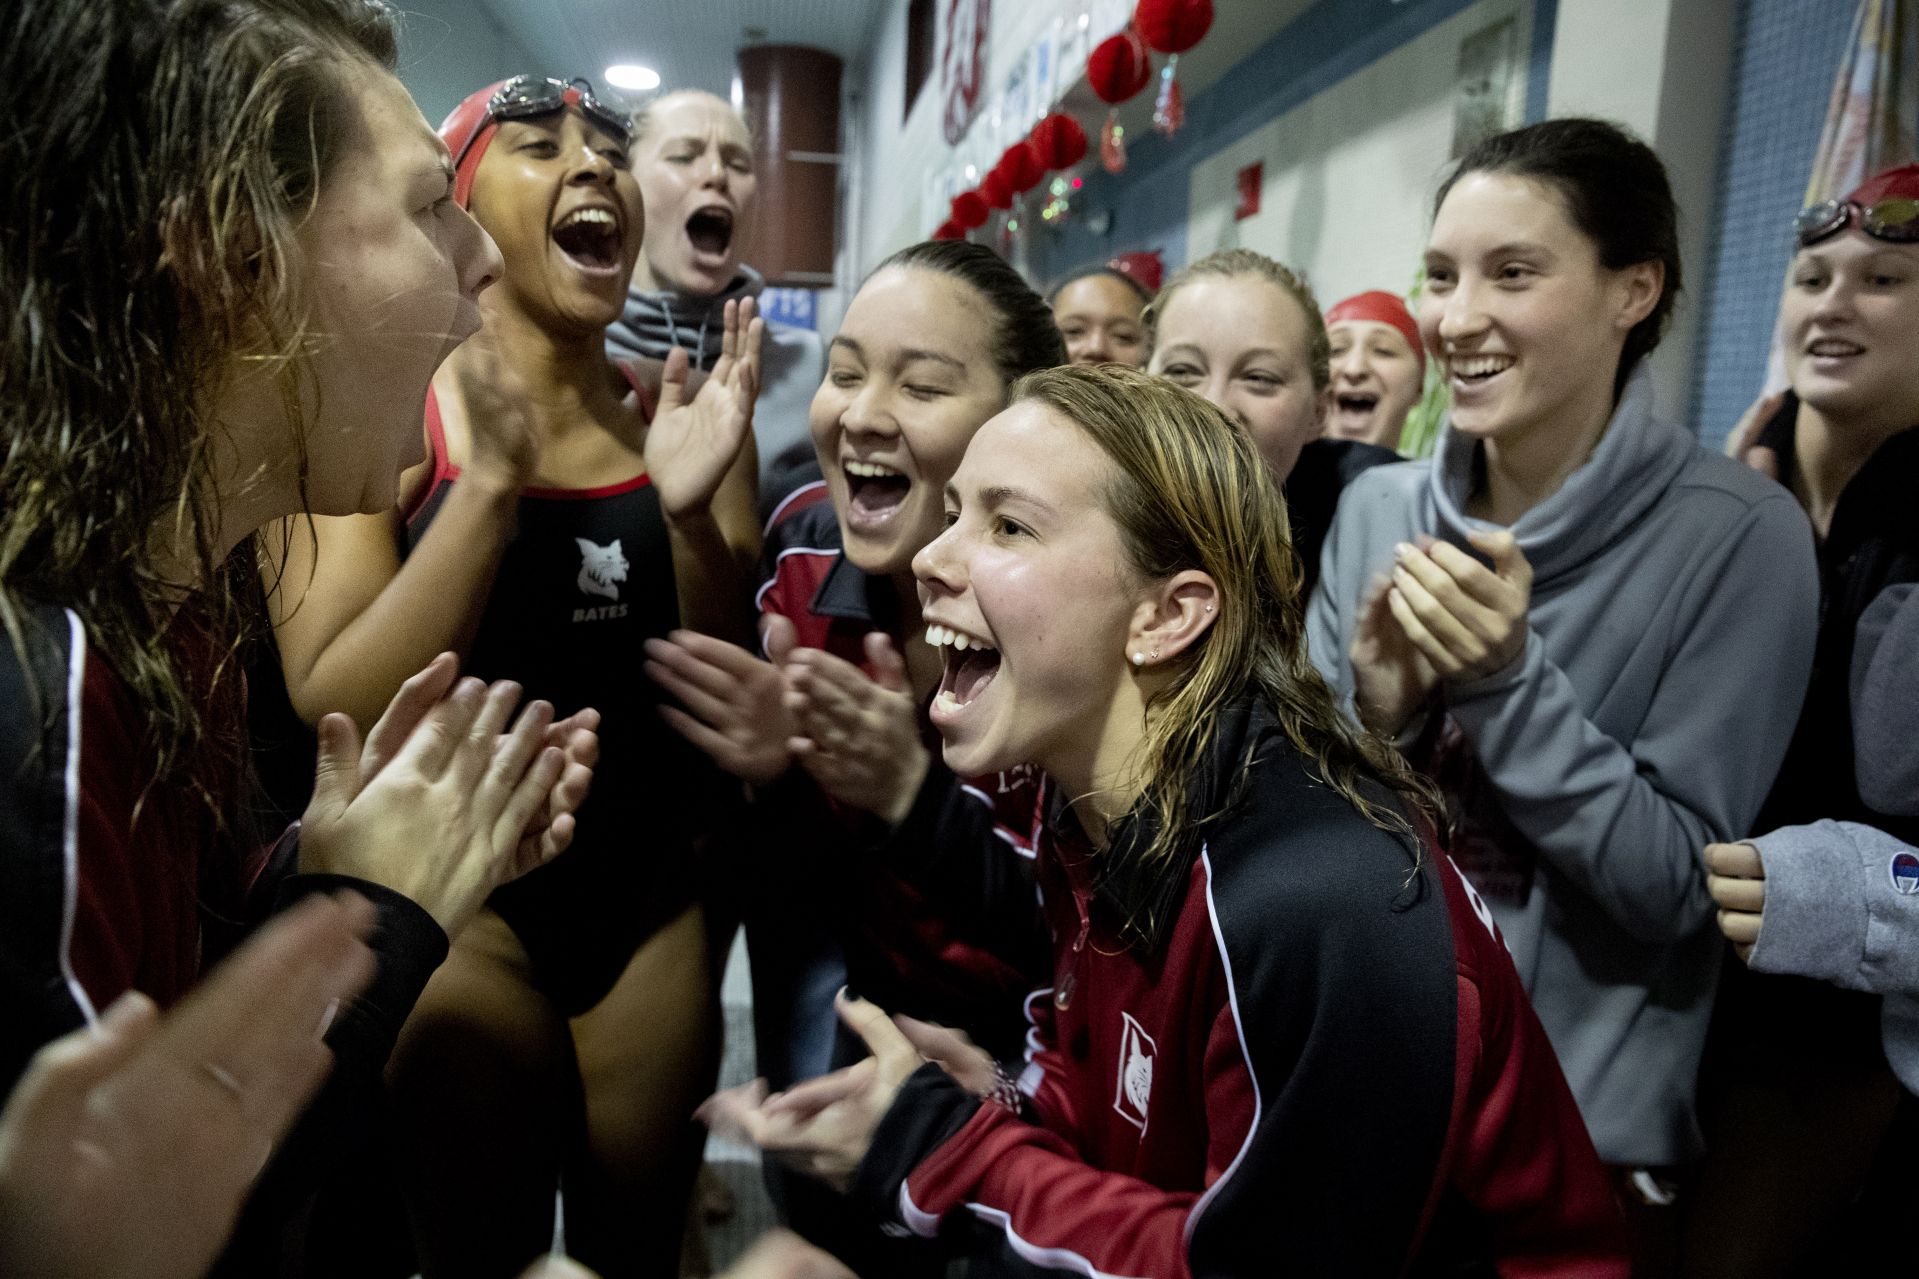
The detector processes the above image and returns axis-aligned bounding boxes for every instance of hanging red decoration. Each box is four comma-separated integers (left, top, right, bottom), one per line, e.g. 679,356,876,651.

932,219,965,240
998,140,1045,193
979,167,1014,210
1134,0,1213,54
950,190,989,230
1088,26,1150,176
1087,26,1153,103
1029,113,1089,171
1152,62,1186,136
1136,0,1208,138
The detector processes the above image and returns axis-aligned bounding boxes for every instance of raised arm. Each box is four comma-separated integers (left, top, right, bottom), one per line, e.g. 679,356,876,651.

646,297,765,645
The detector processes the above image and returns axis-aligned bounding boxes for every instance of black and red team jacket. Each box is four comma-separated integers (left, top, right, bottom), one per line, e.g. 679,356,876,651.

0,602,448,1270
851,698,1628,1277
755,488,1047,1056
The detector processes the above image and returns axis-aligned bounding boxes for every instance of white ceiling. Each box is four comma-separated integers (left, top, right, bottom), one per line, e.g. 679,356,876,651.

477,0,893,103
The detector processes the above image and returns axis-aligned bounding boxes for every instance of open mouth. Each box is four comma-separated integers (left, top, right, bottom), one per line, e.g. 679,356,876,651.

1334,391,1380,420
1448,354,1514,387
552,207,622,274
843,459,912,533
687,207,734,262
928,622,1001,716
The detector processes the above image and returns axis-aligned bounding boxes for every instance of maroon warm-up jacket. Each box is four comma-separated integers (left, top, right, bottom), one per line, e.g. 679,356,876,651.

852,698,1628,1277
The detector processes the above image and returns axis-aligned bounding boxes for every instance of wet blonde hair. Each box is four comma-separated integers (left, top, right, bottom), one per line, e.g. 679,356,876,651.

1144,248,1332,392
1012,364,1436,948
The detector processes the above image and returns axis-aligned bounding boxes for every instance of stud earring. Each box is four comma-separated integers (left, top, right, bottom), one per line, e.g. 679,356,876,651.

1151,648,1160,660
1131,652,1145,666
1205,603,1214,613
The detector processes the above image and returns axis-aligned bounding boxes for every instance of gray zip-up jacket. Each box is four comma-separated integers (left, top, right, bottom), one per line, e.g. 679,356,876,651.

1307,368,1819,1165
1748,583,1919,1092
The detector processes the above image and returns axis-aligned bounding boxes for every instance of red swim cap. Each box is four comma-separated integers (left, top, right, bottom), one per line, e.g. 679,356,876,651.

1325,290,1424,374
439,81,508,209
438,78,604,209
1843,162,1919,208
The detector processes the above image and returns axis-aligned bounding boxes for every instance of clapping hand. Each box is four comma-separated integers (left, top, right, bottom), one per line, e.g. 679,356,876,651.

784,634,930,826
1349,571,1440,737
0,892,378,1279
1379,531,1532,683
646,617,800,786
697,990,924,1194
646,297,765,521
298,654,579,935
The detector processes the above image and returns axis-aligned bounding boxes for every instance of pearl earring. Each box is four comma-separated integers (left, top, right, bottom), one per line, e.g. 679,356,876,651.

1131,652,1145,666
1205,603,1214,613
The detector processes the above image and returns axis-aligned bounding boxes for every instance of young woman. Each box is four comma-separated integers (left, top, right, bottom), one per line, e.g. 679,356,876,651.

645,241,1060,1268
649,239,1062,1064
261,75,761,1278
1686,163,1919,1279
1145,249,1398,596
1049,263,1152,367
0,0,591,1268
608,89,826,518
1305,119,1819,1267
702,363,1626,1274
1324,289,1426,451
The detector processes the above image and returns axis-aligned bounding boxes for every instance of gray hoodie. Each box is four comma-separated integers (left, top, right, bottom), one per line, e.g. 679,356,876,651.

605,264,825,501
1747,582,1919,1092
1307,368,1819,1165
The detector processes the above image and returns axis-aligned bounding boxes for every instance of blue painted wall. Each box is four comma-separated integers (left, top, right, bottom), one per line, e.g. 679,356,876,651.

1689,0,1865,440
1027,0,1554,290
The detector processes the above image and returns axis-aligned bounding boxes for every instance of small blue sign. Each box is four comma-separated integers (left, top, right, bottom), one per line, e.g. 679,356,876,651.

1890,851,1919,896
760,287,817,331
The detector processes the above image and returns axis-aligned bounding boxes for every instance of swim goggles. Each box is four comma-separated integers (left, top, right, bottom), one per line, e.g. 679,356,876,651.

454,76,631,168
1794,196,1919,247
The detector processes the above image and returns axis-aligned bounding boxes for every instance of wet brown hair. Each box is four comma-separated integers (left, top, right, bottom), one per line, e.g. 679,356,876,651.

1012,364,1439,948
0,0,401,816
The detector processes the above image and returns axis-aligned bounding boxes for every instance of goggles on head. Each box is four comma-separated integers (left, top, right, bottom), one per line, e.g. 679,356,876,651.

454,76,631,169
1794,196,1919,248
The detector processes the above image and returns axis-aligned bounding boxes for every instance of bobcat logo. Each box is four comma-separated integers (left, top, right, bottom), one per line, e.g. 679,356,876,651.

574,538,628,602
1113,1012,1156,1134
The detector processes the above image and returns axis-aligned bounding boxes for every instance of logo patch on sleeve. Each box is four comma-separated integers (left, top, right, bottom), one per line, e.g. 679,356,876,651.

1113,1012,1156,1134
1889,851,1919,896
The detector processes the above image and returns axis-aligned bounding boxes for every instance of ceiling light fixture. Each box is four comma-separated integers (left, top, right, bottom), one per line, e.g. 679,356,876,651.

605,64,661,92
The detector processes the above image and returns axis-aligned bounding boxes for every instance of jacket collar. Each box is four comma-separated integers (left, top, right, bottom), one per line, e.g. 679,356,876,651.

809,547,902,635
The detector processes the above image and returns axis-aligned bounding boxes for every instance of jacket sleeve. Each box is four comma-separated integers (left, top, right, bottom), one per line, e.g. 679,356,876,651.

0,611,147,1095
852,845,1459,1277
1853,583,1919,818
216,845,449,1272
1306,473,1440,754
851,1018,1239,1278
1437,863,1629,1275
1306,520,1352,692
1443,498,1817,943
1747,819,1919,996
871,762,1047,972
